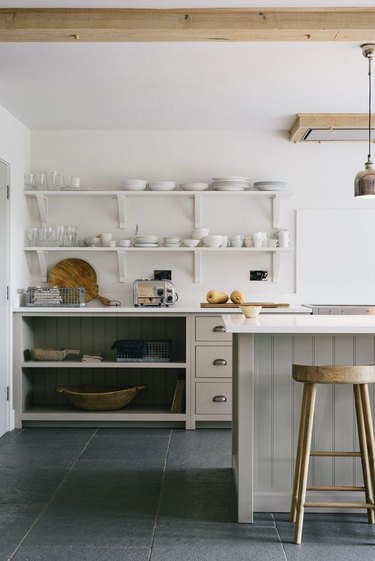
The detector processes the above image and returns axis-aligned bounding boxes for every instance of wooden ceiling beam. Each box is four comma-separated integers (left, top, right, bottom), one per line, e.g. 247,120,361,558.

289,114,370,142
0,8,375,42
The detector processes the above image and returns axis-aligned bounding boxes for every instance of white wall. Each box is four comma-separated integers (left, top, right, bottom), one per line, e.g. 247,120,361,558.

30,129,375,305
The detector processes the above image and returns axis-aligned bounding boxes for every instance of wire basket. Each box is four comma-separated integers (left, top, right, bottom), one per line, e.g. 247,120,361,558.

112,339,171,362
25,286,86,307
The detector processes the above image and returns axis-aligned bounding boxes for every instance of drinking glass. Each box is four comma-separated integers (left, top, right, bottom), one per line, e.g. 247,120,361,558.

47,170,64,190
26,227,38,247
24,173,37,191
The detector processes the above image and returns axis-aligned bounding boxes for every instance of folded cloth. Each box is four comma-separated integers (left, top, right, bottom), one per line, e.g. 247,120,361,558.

81,354,103,363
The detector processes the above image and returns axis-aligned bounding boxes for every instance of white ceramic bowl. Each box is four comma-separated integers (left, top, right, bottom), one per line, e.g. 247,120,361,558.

118,239,131,247
192,228,210,239
202,235,223,248
240,305,262,318
164,237,181,243
135,235,159,243
148,181,176,191
85,237,100,247
120,179,147,190
182,239,200,248
179,183,209,191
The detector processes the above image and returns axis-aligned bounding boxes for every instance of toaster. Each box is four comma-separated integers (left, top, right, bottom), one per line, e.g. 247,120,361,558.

133,279,178,307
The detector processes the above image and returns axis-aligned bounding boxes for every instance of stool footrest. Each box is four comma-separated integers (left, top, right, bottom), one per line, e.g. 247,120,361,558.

305,501,375,509
307,485,365,492
310,451,361,457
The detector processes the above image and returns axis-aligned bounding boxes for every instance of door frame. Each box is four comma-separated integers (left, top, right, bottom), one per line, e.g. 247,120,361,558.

0,158,10,435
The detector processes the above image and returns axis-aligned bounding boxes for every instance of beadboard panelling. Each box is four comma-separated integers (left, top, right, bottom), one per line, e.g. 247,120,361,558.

254,334,375,506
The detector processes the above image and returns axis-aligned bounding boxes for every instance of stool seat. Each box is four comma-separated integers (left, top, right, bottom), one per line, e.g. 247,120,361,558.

290,364,375,544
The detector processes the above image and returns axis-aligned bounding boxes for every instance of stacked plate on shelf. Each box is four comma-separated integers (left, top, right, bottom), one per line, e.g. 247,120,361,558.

253,180,287,191
133,235,159,247
163,237,181,248
211,176,250,191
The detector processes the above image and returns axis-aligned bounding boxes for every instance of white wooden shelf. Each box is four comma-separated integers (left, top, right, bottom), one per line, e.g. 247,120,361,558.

24,246,291,283
22,360,187,368
25,189,292,229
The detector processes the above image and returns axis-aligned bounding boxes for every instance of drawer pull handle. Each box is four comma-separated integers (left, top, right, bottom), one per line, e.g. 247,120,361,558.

213,359,227,366
213,395,227,403
213,325,226,333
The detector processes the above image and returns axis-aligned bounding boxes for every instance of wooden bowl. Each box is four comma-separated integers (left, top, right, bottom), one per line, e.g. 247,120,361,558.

56,385,145,411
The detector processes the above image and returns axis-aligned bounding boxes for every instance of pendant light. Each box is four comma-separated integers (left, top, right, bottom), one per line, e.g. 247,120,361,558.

355,43,375,198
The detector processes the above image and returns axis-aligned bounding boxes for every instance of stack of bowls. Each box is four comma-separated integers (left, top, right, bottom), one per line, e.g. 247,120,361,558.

133,235,159,247
121,179,147,191
211,176,250,191
163,237,181,248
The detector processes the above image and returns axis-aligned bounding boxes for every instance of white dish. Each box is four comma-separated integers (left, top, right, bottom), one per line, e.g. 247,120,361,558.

202,235,223,248
212,176,249,182
179,183,210,191
240,305,262,318
135,235,158,243
164,237,181,243
134,243,159,247
148,181,176,191
164,243,181,248
121,179,147,190
214,186,246,191
253,181,287,191
182,239,200,247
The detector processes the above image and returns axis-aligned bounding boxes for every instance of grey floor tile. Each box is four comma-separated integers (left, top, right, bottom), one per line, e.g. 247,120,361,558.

13,545,150,561
13,428,96,446
159,468,237,523
96,428,172,438
167,429,232,469
23,503,155,548
0,503,44,560
80,435,169,467
0,465,68,504
151,523,285,561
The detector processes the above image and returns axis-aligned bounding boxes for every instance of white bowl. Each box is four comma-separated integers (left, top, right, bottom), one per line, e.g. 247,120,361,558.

202,235,223,248
164,237,181,243
118,239,131,247
85,237,100,247
182,239,200,248
240,305,262,318
148,181,176,191
121,179,147,190
192,228,210,239
179,183,209,191
135,235,159,243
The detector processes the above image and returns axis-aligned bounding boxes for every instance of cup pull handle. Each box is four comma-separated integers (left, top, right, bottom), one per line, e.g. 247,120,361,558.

213,359,227,366
213,325,226,333
213,395,227,403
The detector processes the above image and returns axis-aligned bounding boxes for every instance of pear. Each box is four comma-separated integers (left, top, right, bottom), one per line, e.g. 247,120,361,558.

206,290,229,304
230,290,245,304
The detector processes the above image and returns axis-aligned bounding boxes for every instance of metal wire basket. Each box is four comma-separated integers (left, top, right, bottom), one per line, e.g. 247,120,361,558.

111,339,171,362
25,286,86,307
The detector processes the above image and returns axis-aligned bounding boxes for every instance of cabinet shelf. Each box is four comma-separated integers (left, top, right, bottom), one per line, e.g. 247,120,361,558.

25,189,291,229
22,360,187,369
24,246,291,283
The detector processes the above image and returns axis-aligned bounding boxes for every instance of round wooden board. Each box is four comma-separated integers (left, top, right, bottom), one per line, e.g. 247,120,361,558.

48,258,111,306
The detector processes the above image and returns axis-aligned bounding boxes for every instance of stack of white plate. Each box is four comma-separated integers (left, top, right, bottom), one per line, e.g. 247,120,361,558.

148,181,176,191
179,183,210,191
134,235,159,247
163,236,181,248
253,180,287,191
121,179,147,191
211,176,250,191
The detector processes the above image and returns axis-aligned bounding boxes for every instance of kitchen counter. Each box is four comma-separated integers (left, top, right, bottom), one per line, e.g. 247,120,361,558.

223,314,375,524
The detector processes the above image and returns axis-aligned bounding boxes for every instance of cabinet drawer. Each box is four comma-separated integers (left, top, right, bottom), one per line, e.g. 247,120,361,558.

195,382,232,415
195,316,232,342
195,346,232,378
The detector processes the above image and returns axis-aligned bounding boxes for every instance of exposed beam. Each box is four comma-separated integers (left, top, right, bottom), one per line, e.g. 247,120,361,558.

0,8,375,42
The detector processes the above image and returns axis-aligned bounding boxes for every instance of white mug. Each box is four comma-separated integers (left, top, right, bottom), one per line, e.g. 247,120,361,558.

220,235,230,247
66,176,81,188
101,233,112,246
267,239,278,248
252,231,263,248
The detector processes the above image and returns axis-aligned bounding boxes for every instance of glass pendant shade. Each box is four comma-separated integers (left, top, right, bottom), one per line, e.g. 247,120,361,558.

354,160,375,197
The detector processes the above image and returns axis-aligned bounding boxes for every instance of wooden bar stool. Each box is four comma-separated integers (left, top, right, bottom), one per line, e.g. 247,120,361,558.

290,364,375,544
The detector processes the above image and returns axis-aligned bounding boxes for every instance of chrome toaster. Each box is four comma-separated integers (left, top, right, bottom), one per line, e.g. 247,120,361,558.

133,279,178,307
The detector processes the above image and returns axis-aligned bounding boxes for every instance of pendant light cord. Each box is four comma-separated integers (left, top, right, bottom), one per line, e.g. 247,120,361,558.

368,55,372,163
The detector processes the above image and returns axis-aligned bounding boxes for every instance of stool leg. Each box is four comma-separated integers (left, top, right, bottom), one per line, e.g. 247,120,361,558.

290,383,309,523
353,384,375,523
360,384,375,520
294,383,317,545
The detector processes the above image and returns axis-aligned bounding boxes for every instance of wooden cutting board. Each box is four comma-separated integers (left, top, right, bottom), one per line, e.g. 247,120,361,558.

49,258,111,306
200,302,290,308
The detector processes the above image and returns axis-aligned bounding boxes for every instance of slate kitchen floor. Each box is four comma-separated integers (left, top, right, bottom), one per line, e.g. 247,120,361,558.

0,427,374,561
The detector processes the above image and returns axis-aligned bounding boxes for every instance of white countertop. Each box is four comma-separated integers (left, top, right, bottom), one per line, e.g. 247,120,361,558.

223,313,375,334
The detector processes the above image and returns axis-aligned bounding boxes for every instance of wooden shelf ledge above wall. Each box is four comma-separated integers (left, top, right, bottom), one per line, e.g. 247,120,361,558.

289,113,375,143
1,8,375,42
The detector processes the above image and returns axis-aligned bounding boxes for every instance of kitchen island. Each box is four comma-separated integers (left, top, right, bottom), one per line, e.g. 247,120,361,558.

223,314,375,523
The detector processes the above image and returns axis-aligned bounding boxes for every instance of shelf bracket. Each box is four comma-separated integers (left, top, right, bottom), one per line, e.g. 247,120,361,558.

194,194,202,229
117,249,126,282
36,194,48,227
36,250,48,282
194,250,202,283
272,251,281,283
272,195,281,229
117,194,126,229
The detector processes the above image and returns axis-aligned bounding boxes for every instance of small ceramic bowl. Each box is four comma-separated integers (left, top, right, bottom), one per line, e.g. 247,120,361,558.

118,239,131,247
202,235,223,248
182,239,200,248
240,305,262,318
85,237,100,247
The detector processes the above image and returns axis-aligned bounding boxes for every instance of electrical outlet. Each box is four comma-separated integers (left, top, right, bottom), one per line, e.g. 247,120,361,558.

250,270,268,281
